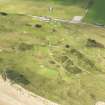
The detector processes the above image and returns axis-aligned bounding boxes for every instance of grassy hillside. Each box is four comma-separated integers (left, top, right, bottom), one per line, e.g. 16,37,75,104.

0,0,105,105
0,13,105,105
0,0,87,19
85,0,105,24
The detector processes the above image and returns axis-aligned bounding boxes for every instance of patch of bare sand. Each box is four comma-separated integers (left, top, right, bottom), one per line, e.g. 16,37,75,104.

0,77,59,105
95,101,105,105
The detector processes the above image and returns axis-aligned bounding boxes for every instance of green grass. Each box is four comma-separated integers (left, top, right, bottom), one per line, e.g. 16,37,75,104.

85,0,105,24
0,0,105,105
0,0,87,19
0,13,105,105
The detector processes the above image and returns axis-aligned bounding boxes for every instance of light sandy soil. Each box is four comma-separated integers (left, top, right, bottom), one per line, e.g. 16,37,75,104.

0,77,59,105
95,101,105,105
71,16,83,23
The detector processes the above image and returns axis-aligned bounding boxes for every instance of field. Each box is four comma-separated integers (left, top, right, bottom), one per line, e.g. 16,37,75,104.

0,0,87,19
0,0,105,105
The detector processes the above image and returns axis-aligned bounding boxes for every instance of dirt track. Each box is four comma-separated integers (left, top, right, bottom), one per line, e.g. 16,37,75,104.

0,77,59,105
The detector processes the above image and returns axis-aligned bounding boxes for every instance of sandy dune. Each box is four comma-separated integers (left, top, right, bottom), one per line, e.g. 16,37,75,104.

0,77,59,105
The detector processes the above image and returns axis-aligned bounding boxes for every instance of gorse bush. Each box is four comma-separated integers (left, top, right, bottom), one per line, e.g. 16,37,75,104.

5,69,30,85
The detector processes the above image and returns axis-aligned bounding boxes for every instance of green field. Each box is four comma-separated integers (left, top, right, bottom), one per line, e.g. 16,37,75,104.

85,0,105,24
0,0,105,105
0,0,87,19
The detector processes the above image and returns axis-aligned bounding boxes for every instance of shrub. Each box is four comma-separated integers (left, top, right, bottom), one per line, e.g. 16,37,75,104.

86,38,105,48
0,12,8,16
5,69,30,85
34,24,42,28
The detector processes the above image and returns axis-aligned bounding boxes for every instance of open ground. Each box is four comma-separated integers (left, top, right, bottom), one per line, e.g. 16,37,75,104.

0,0,105,105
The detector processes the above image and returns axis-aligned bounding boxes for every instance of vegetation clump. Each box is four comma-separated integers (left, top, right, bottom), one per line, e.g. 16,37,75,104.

65,65,82,74
52,28,57,32
68,48,98,71
5,69,30,85
86,38,105,48
0,12,8,16
65,44,70,48
34,24,42,28
49,60,56,64
18,43,34,51
64,59,82,74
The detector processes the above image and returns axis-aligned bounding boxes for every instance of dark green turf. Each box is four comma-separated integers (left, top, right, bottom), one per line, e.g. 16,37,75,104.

85,0,105,24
